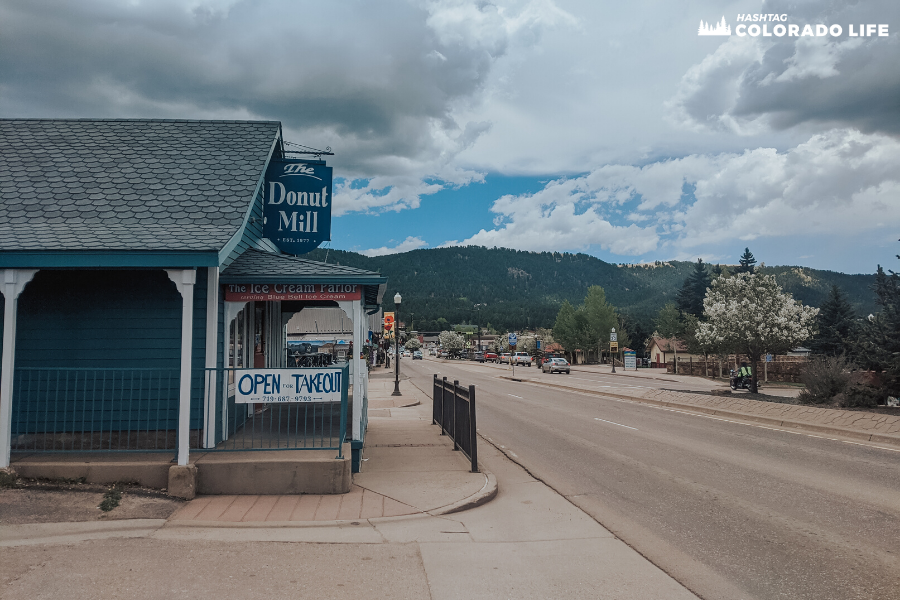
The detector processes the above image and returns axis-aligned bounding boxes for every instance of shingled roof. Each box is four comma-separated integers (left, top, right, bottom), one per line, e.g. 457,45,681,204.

0,119,280,253
221,248,386,282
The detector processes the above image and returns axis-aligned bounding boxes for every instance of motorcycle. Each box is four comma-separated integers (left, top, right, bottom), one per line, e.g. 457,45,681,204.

729,369,759,391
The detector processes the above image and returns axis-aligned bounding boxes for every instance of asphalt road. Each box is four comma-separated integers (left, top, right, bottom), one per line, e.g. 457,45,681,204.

405,357,900,600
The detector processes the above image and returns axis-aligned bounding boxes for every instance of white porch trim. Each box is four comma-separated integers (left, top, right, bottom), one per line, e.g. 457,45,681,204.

166,269,197,466
338,299,365,442
202,267,220,449
0,269,39,468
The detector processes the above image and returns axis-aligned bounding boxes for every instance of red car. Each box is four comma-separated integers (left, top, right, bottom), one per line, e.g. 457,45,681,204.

483,352,498,362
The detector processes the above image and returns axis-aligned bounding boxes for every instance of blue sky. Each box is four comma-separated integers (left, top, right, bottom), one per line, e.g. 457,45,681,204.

2,0,898,275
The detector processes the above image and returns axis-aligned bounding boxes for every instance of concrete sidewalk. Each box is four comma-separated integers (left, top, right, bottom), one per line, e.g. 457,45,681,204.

1,419,700,600
165,377,495,525
1,373,702,599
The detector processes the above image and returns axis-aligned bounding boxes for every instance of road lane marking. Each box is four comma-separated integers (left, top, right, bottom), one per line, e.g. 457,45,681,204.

509,394,523,399
473,374,900,454
594,417,638,430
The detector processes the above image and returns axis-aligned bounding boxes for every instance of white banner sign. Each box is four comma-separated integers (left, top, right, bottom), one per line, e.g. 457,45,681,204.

235,368,344,403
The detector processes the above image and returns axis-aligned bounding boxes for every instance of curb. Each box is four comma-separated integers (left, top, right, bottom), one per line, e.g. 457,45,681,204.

159,471,499,529
500,376,900,450
0,519,167,547
428,470,498,516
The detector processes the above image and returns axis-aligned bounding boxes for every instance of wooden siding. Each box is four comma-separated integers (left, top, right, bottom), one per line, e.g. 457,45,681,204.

16,270,182,369
11,269,208,435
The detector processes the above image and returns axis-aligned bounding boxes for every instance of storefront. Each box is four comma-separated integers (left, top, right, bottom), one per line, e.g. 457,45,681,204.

0,119,385,491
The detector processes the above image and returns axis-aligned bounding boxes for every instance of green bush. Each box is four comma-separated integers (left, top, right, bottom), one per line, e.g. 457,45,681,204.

798,355,883,407
835,384,883,408
798,355,854,405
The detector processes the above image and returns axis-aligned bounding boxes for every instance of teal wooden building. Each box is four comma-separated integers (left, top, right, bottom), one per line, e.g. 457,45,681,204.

0,119,386,484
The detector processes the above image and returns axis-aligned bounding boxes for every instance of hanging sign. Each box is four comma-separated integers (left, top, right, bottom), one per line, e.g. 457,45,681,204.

384,312,395,340
263,159,333,255
235,368,343,403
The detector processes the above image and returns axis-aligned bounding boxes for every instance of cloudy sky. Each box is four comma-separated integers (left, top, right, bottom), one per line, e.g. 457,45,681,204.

2,0,898,273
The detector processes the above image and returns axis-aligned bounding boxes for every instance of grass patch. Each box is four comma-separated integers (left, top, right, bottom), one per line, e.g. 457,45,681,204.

53,476,87,485
99,483,124,512
0,470,18,488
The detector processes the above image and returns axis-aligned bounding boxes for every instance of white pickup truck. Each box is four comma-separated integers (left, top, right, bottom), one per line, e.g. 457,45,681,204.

512,352,533,366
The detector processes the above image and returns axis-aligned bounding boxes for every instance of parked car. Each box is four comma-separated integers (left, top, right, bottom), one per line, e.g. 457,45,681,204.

542,357,570,374
538,352,564,367
499,353,512,364
512,352,533,366
471,351,485,362
483,352,498,362
413,350,423,360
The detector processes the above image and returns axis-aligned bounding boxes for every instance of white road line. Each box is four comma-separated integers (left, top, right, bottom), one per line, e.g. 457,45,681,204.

509,394,523,399
594,417,638,430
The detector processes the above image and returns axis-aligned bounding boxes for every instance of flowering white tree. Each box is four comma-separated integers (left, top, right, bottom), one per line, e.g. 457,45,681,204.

439,330,466,357
696,273,818,393
404,337,422,351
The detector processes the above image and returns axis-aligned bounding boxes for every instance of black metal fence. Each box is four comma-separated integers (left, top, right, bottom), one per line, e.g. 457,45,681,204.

432,375,478,473
11,367,182,453
204,366,348,456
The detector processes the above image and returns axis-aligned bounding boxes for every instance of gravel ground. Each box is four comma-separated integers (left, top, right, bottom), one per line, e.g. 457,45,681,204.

0,480,184,525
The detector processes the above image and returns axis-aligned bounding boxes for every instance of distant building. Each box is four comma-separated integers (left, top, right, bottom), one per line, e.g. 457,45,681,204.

646,337,702,367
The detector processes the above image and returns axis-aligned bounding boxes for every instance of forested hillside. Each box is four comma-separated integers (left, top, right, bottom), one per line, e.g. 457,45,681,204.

304,246,878,333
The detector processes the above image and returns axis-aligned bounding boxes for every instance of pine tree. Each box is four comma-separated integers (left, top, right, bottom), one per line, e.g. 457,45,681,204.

853,259,900,395
655,302,684,373
808,285,856,356
676,258,712,318
736,248,757,274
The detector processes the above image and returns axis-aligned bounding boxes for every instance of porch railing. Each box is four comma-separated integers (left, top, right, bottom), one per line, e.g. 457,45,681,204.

205,365,348,456
11,367,182,453
432,375,479,473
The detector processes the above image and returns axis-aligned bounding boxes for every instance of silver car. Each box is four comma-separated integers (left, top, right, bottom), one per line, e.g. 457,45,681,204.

542,358,570,374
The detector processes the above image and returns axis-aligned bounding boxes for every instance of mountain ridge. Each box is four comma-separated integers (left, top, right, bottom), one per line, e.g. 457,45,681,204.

304,246,878,333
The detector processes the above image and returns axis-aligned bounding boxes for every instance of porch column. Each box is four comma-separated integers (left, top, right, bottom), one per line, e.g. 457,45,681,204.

0,269,38,468
202,267,219,449
166,269,197,466
337,300,363,442
353,299,365,441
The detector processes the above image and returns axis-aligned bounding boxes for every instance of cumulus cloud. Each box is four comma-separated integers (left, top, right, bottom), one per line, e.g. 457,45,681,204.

0,0,573,214
453,128,900,257
361,236,429,257
667,0,900,135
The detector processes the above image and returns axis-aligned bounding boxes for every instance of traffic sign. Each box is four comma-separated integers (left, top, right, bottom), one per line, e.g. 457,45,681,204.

610,331,617,342
610,342,618,351
508,332,517,346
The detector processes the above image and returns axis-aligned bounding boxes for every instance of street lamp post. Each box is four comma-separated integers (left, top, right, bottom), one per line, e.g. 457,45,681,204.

392,292,402,396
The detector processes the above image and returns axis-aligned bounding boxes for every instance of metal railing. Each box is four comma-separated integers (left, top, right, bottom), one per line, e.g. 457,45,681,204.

205,366,348,456
11,367,183,452
432,375,478,473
